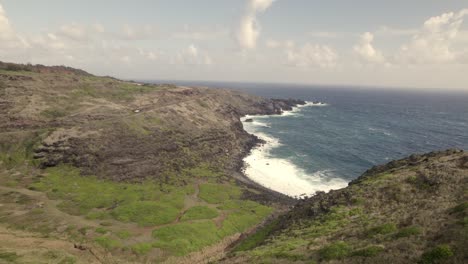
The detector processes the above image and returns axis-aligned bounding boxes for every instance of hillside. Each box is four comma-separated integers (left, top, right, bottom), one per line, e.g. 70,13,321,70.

0,62,300,263
224,149,468,263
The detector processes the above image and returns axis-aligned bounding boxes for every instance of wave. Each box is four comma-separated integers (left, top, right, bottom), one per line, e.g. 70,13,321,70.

242,107,348,198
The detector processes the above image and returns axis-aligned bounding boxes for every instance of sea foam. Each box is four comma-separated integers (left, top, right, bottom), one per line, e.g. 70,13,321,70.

242,102,347,198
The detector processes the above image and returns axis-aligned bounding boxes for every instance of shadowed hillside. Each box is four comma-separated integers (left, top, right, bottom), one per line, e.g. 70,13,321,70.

224,149,468,263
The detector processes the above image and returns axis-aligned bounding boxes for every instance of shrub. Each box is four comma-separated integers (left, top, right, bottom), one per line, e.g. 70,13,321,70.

395,226,421,238
94,236,121,250
419,245,454,264
352,245,384,257
366,223,397,237
319,241,351,260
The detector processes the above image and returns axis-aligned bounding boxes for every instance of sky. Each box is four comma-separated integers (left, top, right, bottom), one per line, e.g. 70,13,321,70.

0,0,468,90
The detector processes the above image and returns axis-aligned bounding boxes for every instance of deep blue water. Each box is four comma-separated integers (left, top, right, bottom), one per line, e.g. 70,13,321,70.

152,80,468,182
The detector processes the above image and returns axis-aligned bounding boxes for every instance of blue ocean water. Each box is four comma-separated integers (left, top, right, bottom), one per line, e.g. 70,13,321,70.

158,81,468,184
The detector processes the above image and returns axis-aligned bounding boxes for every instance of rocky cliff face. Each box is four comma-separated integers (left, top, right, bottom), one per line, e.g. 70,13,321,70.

224,149,468,263
0,62,302,186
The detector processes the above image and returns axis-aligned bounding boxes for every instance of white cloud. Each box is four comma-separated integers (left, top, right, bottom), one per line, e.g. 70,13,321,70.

173,44,213,65
397,9,468,64
0,4,15,41
236,0,275,50
353,32,385,64
59,23,88,41
286,43,338,68
265,39,281,48
172,25,228,40
375,26,417,37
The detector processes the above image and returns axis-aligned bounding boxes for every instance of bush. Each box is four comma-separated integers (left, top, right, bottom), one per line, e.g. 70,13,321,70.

366,223,397,237
94,236,121,250
319,241,351,260
419,245,454,264
395,226,421,238
352,245,384,257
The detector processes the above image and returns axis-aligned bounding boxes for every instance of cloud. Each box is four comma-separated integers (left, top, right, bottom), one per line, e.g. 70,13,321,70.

397,9,468,64
286,43,338,68
172,25,228,40
173,44,213,65
374,26,417,37
0,4,15,41
353,32,385,64
236,0,275,50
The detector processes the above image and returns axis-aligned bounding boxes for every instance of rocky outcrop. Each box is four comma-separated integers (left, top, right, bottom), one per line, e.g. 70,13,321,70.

223,149,468,263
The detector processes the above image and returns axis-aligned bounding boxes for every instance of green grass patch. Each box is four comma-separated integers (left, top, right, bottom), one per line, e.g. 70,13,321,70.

152,221,220,256
419,245,454,264
351,245,384,257
451,202,468,214
115,230,132,239
199,183,242,204
95,227,108,234
181,206,218,221
319,241,352,260
131,242,153,255
40,108,67,119
112,201,180,226
31,165,192,226
0,251,19,262
94,236,121,250
234,219,279,252
366,223,397,237
395,226,421,238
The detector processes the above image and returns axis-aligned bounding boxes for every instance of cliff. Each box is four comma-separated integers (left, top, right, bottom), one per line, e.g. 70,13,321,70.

224,149,468,263
0,62,300,263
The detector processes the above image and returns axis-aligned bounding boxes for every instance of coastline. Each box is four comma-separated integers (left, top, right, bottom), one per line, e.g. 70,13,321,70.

239,101,348,199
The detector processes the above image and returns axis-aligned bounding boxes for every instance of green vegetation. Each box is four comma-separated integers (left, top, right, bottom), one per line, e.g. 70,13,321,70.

419,245,454,264
319,241,352,260
199,183,242,203
234,219,279,252
395,226,421,238
131,242,153,255
451,202,468,214
153,221,220,256
32,165,191,225
0,251,19,262
112,201,180,226
366,223,397,237
181,206,219,221
94,236,121,250
351,245,384,257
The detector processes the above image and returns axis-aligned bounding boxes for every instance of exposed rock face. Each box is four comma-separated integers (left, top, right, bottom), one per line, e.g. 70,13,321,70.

224,149,468,263
0,62,304,187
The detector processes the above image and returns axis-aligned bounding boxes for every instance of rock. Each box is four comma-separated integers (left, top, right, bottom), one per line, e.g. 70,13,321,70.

244,118,254,122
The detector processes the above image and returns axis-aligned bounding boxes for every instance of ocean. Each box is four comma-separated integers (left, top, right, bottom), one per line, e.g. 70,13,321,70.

154,81,468,197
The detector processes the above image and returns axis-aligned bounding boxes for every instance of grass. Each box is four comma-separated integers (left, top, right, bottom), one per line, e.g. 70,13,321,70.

419,245,454,264
181,206,219,221
0,251,19,262
152,221,220,256
94,236,121,250
351,245,384,257
395,226,421,238
199,183,242,204
234,219,279,252
131,242,153,255
153,200,272,256
318,241,352,260
366,223,397,237
112,201,180,226
32,165,191,225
